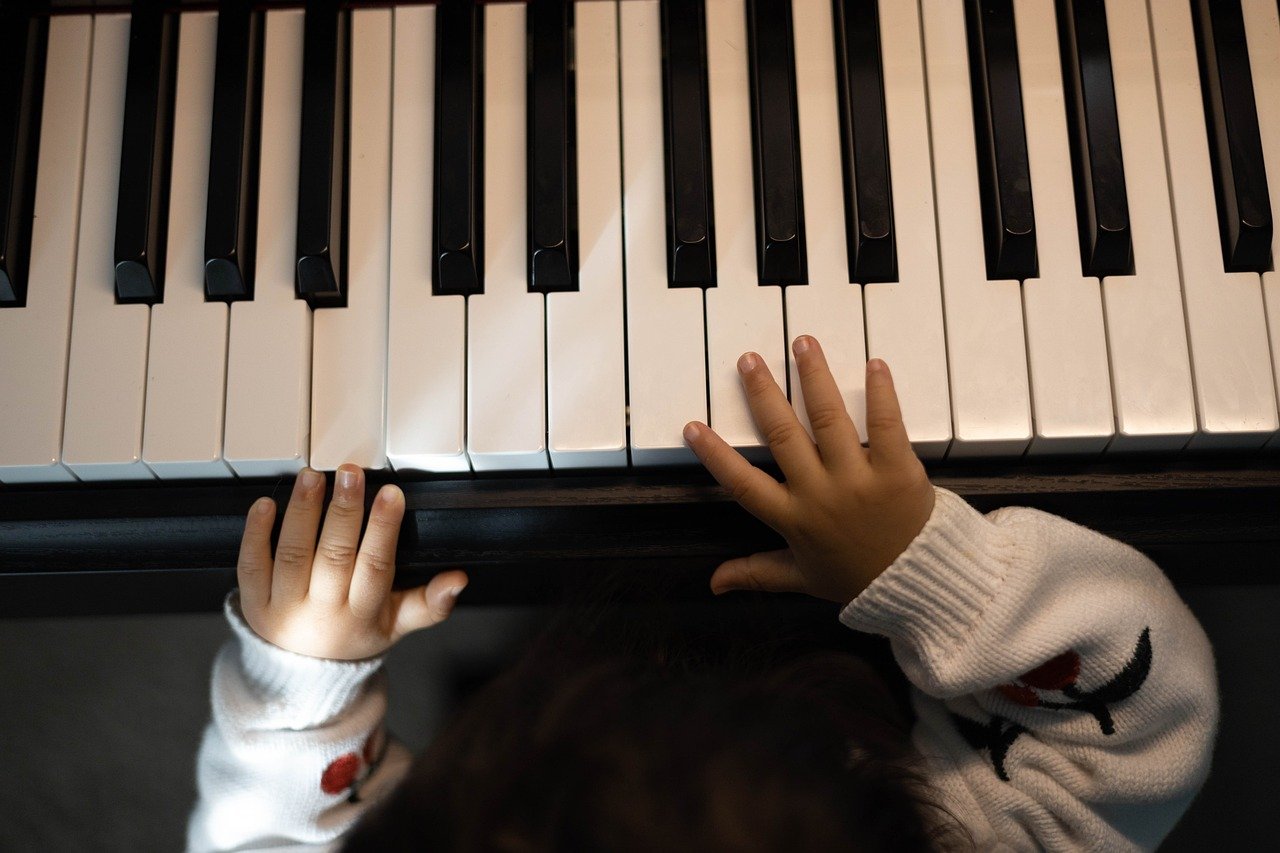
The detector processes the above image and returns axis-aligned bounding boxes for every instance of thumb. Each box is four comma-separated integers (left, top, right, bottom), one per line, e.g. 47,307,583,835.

391,570,468,639
709,548,803,596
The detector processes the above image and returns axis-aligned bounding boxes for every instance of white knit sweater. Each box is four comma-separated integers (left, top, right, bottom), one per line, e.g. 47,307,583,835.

186,486,1218,852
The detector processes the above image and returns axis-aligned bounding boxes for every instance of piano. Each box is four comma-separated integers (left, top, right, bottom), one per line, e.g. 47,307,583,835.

2,0,1278,617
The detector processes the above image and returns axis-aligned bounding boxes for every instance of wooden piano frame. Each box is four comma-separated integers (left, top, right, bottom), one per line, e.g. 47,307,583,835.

2,453,1277,616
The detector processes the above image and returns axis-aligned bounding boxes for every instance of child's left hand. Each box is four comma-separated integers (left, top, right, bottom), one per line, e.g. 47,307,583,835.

236,462,468,661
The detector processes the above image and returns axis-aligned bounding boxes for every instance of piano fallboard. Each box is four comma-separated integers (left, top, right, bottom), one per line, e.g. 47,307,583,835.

2,454,1278,617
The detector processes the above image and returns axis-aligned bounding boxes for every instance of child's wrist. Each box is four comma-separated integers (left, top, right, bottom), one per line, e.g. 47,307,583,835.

224,590,387,727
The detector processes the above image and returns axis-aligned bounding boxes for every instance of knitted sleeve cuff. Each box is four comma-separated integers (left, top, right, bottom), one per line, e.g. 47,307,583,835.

837,486,1011,657
221,589,388,730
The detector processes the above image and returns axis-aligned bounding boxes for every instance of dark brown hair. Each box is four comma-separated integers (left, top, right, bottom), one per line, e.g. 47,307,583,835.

342,566,974,852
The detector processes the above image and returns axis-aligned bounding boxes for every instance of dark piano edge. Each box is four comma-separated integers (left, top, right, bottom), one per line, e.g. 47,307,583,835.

3,449,1280,505
2,452,1278,617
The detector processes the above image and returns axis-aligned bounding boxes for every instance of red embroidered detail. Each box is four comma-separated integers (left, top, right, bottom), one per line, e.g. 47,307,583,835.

1018,650,1080,690
997,650,1080,706
321,753,361,795
997,683,1040,707
967,629,1154,782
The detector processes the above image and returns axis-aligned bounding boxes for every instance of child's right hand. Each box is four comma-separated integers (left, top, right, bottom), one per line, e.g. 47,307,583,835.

683,335,935,605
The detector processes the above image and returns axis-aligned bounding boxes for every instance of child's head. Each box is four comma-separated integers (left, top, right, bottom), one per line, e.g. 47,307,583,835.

342,570,973,852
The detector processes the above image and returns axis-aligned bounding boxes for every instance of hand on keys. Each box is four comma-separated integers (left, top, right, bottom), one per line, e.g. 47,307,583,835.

684,335,936,605
236,465,468,660
234,332,934,657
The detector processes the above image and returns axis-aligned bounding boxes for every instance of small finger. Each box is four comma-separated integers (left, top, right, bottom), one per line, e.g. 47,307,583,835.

310,464,367,603
684,420,792,533
391,570,469,641
348,484,406,619
791,335,865,472
737,351,824,485
863,359,915,469
272,468,326,604
237,497,276,607
708,548,803,596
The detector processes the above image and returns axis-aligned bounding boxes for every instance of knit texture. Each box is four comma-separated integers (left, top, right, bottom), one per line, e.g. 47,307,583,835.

840,487,1218,850
187,486,1218,852
185,593,413,853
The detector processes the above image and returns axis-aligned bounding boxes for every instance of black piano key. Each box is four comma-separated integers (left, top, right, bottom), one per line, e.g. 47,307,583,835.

832,0,896,284
295,0,348,309
434,0,484,297
964,0,1037,281
660,0,716,288
205,1,264,301
0,9,47,308
1191,0,1273,273
528,0,577,294
114,3,179,304
746,0,806,285
1057,0,1132,277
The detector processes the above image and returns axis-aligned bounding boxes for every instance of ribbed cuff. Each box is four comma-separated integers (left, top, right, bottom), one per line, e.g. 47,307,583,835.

838,486,1011,658
223,589,387,729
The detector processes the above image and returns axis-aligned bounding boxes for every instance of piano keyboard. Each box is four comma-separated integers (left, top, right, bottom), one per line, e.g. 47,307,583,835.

2,0,1279,484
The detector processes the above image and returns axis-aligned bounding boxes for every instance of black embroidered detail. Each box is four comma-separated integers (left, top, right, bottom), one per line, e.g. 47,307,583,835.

951,627,1153,782
948,712,1028,783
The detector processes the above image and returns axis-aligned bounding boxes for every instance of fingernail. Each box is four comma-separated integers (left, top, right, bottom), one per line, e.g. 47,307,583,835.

447,585,465,599
299,468,322,490
793,336,811,356
684,422,700,443
254,497,273,515
738,352,759,374
338,466,359,491
868,358,886,374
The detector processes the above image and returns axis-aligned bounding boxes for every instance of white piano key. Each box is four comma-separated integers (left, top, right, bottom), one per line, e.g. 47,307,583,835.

920,0,1031,459
785,0,869,456
1013,0,1113,456
1148,0,1277,448
141,12,234,480
620,0,707,467
0,16,92,484
864,0,952,459
1242,0,1280,451
704,0,785,466
387,6,468,474
1098,0,1196,453
545,1,627,470
309,9,392,472
223,9,312,479
61,14,154,481
467,3,547,472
